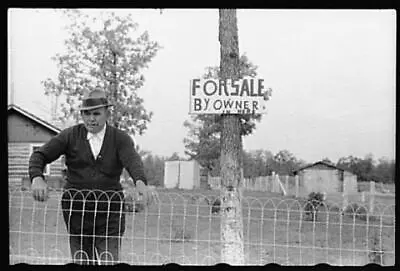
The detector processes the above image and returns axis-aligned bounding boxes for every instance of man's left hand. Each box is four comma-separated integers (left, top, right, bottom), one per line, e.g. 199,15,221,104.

135,180,153,207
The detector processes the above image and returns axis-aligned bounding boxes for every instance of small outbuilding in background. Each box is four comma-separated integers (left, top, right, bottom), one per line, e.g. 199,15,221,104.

164,160,200,190
293,160,358,194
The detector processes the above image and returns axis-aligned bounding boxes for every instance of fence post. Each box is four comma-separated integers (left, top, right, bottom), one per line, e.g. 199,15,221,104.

274,174,285,195
263,176,267,192
342,192,348,210
258,178,263,191
261,176,264,191
272,173,276,193
285,175,289,196
269,175,275,192
295,175,299,198
271,172,276,193
369,181,375,213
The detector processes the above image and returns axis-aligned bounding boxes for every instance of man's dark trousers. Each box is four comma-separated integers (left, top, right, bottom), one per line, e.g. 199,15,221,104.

61,189,126,265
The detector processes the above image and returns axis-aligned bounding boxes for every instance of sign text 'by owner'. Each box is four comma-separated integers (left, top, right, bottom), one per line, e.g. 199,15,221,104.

189,78,269,114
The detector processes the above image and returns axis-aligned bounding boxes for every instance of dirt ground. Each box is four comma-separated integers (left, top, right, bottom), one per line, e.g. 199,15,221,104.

8,188,395,266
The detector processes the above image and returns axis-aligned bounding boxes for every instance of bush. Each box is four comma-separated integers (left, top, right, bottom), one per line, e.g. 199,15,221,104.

304,192,325,221
211,198,221,214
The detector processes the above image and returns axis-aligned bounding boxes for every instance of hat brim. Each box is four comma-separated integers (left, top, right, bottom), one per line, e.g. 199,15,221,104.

79,104,113,111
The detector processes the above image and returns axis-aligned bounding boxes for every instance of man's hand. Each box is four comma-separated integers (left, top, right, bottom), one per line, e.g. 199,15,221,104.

31,176,49,202
135,180,153,207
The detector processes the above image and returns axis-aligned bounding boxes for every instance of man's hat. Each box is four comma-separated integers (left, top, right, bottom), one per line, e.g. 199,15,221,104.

79,89,113,111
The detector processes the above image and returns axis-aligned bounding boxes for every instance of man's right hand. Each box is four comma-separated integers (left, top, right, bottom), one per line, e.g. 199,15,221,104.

31,176,49,202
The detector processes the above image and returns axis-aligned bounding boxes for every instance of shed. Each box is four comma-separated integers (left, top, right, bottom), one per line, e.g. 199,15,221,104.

164,160,200,190
8,104,64,188
293,161,358,194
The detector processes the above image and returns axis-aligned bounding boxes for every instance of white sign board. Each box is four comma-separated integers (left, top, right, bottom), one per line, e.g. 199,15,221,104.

189,78,268,114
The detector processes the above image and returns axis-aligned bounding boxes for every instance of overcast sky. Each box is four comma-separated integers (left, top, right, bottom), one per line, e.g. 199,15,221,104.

8,9,396,163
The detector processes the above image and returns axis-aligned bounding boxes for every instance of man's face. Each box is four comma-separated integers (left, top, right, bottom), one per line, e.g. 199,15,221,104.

81,107,109,134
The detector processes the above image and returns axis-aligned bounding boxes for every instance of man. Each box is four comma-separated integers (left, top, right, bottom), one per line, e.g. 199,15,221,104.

29,89,152,265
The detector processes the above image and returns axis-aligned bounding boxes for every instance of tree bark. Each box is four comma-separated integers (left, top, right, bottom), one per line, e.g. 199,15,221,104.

219,9,244,265
111,51,119,128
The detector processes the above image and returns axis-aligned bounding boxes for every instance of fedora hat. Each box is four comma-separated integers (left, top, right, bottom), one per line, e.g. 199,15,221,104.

79,89,113,111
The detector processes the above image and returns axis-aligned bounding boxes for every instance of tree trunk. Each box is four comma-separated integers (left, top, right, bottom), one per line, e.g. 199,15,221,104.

111,51,119,128
219,9,244,265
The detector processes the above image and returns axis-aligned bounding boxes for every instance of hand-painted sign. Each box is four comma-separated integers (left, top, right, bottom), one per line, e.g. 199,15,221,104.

189,78,268,114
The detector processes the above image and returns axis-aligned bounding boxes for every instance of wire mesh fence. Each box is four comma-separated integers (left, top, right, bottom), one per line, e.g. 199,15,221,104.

9,187,395,266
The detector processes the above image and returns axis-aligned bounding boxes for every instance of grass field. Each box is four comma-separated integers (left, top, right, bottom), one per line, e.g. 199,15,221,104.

9,187,395,266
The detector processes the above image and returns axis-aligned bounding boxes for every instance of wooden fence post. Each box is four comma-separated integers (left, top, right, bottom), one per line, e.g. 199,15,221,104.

342,176,347,209
342,192,349,210
285,175,289,196
295,175,299,198
369,181,375,213
271,172,275,193
263,176,267,192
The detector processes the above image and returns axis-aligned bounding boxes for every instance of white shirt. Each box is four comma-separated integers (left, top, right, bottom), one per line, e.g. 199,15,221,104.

87,124,107,159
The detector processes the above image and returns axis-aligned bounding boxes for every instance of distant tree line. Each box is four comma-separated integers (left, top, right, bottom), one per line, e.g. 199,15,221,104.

242,149,307,178
140,150,395,186
138,149,394,186
242,151,395,184
335,154,395,184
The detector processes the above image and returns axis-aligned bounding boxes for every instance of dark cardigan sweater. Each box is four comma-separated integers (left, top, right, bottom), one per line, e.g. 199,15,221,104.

29,123,147,190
